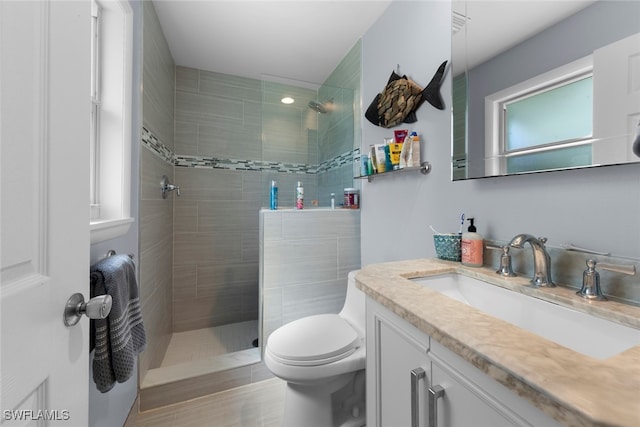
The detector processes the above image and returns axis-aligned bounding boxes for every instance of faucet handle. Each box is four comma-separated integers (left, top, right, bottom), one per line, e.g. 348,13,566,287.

577,259,606,301
597,262,636,276
496,246,517,277
576,259,635,301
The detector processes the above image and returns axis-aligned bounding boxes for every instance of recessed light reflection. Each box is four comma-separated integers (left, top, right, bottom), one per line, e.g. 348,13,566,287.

281,97,295,104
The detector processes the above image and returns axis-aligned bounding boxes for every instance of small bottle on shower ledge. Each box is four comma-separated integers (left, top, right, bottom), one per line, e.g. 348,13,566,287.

295,181,304,210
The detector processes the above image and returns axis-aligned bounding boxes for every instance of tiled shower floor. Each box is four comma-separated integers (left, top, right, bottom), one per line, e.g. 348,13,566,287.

141,320,261,390
161,320,259,367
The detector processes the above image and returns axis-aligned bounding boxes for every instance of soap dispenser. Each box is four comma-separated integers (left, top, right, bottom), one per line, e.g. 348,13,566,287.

461,218,483,267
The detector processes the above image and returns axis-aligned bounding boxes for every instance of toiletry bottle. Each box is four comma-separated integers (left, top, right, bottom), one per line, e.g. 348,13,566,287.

409,131,421,167
361,155,369,176
461,218,483,267
270,180,278,210
330,193,335,209
295,181,304,209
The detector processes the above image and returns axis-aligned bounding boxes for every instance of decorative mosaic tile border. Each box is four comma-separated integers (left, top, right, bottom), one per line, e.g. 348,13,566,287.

142,127,175,164
142,127,355,175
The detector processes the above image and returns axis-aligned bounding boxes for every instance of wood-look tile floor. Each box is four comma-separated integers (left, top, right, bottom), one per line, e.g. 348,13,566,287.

134,377,285,427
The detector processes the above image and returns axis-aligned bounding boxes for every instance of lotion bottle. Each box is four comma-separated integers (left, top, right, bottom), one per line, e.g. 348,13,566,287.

461,218,483,267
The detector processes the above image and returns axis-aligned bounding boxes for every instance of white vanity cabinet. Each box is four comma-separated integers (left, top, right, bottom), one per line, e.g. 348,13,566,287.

366,298,563,427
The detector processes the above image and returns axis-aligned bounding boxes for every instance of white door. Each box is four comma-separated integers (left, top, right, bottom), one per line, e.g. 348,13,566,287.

593,32,640,164
1,1,90,426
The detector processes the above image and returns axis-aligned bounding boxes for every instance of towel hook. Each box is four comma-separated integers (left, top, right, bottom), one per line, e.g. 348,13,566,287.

161,175,180,199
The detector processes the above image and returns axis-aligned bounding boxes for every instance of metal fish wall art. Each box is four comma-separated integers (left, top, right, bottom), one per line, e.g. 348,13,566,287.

365,60,448,129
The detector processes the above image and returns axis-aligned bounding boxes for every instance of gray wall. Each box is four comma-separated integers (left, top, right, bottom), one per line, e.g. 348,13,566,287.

361,0,640,280
139,0,175,380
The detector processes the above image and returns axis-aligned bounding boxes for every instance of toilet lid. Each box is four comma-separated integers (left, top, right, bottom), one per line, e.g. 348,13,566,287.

267,314,360,366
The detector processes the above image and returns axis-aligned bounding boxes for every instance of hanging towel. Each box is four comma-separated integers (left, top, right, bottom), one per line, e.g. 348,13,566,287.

90,254,146,393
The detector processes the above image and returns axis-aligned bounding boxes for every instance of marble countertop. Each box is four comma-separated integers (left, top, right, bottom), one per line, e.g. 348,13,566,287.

355,258,640,427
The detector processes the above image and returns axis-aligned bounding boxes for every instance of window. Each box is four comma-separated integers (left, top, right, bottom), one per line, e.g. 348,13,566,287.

89,0,134,243
485,56,594,175
90,1,100,213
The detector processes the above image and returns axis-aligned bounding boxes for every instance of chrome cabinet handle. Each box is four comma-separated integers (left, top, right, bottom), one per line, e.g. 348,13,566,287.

428,385,445,427
64,293,112,326
411,368,426,427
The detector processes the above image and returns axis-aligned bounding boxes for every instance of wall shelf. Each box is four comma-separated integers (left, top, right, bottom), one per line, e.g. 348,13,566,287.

355,162,431,182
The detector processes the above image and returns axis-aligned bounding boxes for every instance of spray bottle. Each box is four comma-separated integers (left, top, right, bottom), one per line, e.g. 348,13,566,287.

295,181,304,210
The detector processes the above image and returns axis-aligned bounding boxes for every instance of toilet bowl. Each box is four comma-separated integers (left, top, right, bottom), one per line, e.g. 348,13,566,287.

264,270,365,427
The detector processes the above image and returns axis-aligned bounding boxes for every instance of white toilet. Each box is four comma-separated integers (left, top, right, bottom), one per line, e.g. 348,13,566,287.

264,270,366,427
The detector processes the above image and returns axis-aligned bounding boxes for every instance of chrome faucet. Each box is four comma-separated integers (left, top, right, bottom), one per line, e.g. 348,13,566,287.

509,234,555,287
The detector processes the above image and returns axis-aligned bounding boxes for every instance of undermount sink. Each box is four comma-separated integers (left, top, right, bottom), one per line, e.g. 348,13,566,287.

412,274,640,359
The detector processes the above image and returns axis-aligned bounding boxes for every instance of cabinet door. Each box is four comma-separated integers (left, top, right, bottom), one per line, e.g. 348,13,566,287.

429,341,563,427
430,357,531,427
367,299,431,427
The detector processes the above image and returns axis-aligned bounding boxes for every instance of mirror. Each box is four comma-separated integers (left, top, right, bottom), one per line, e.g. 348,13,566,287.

452,0,640,180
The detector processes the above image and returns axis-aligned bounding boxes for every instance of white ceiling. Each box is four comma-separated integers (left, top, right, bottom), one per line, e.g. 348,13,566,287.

152,0,596,86
152,0,392,86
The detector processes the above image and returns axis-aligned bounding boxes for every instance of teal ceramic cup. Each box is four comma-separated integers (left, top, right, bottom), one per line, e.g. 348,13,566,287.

433,234,462,262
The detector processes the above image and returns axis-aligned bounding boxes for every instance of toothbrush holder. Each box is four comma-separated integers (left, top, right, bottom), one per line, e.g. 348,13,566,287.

433,234,462,262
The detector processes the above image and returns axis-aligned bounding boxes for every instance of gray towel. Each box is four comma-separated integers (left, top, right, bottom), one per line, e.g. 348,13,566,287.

90,254,146,393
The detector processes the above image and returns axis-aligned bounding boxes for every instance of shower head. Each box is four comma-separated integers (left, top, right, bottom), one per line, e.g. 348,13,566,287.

308,99,332,114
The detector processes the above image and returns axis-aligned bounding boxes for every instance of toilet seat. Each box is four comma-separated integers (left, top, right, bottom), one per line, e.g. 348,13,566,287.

266,314,360,367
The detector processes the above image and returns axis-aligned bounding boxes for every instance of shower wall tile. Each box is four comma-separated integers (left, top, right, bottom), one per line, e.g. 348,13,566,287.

173,265,197,301
282,279,347,324
143,1,174,151
199,72,262,102
175,66,199,92
196,264,259,295
174,121,198,156
139,148,174,376
241,231,259,263
174,232,242,265
259,209,361,343
172,293,244,332
338,235,362,277
140,1,175,378
140,146,173,201
174,200,197,233
172,165,263,330
198,122,262,160
197,200,261,233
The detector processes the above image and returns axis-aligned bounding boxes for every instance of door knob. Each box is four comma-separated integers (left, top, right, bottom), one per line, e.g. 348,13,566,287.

63,293,112,327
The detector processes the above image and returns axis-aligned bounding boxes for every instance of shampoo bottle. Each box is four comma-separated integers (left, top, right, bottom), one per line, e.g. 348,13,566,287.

461,218,483,267
269,180,278,210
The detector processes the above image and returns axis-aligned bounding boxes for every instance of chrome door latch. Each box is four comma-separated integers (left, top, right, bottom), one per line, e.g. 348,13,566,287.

63,293,112,327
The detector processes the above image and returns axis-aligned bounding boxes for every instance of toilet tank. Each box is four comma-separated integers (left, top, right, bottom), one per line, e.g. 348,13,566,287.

339,270,365,337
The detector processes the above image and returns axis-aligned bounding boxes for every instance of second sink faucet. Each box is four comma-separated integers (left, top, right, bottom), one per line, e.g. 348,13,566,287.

509,234,555,287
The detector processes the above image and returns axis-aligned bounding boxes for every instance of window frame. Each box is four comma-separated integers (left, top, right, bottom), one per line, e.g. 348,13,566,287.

89,0,134,243
484,55,595,175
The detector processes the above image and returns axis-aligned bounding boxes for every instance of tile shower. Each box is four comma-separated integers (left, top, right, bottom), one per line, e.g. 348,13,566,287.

139,0,362,410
